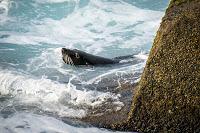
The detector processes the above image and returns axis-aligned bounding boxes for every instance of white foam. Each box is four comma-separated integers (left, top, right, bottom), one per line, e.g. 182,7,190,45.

134,52,149,60
0,70,123,117
34,0,78,4
0,48,15,51
0,112,132,133
1,0,164,55
26,47,79,83
134,77,141,83
26,47,64,73
86,62,145,85
0,0,10,23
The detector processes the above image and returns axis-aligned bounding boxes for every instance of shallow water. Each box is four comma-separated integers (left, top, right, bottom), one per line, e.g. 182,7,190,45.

0,0,169,132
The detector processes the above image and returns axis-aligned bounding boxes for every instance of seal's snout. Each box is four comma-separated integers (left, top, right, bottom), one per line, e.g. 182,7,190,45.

61,48,65,55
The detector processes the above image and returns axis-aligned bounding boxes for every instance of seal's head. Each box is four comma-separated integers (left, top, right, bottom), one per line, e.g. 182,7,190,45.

61,48,88,65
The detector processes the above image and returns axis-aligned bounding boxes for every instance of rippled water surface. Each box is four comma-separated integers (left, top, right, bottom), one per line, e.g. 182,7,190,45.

0,0,169,132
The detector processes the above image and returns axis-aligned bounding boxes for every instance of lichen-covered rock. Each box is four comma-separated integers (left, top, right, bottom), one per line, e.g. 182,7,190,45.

123,0,200,132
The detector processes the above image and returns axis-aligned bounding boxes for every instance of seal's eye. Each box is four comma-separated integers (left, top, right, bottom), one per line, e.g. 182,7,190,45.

75,53,80,58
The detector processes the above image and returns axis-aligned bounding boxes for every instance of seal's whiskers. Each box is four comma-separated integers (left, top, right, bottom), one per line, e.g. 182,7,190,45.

70,58,73,65
66,55,70,64
68,57,71,64
68,57,74,66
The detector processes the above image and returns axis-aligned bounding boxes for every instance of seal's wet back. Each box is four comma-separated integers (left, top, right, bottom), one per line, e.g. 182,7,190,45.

61,48,119,66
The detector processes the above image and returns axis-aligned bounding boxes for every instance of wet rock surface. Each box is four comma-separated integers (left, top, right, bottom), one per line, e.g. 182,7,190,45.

123,0,200,132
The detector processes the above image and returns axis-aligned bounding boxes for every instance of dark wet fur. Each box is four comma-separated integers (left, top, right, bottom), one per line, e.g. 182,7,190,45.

61,48,126,66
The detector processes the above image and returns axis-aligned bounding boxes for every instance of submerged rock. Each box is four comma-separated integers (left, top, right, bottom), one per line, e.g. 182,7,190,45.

112,0,200,132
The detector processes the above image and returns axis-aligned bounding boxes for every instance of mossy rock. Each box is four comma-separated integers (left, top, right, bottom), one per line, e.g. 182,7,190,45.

168,0,199,7
125,0,200,132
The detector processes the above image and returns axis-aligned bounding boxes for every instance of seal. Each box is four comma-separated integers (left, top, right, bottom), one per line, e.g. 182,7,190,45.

61,48,131,66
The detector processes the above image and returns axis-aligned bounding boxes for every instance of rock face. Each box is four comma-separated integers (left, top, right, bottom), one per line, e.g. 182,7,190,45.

124,0,200,132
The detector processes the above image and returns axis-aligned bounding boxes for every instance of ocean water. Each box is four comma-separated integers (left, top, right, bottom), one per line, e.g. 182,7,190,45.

0,0,169,132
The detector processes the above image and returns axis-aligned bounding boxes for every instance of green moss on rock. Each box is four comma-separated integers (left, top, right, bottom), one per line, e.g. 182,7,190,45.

123,0,200,132
169,0,197,8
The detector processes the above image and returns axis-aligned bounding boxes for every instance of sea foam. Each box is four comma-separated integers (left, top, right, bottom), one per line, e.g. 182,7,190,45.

0,70,123,118
0,0,164,56
0,112,132,133
0,0,10,23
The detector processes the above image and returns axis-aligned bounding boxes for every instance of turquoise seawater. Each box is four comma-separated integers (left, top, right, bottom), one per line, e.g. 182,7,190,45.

0,0,169,132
